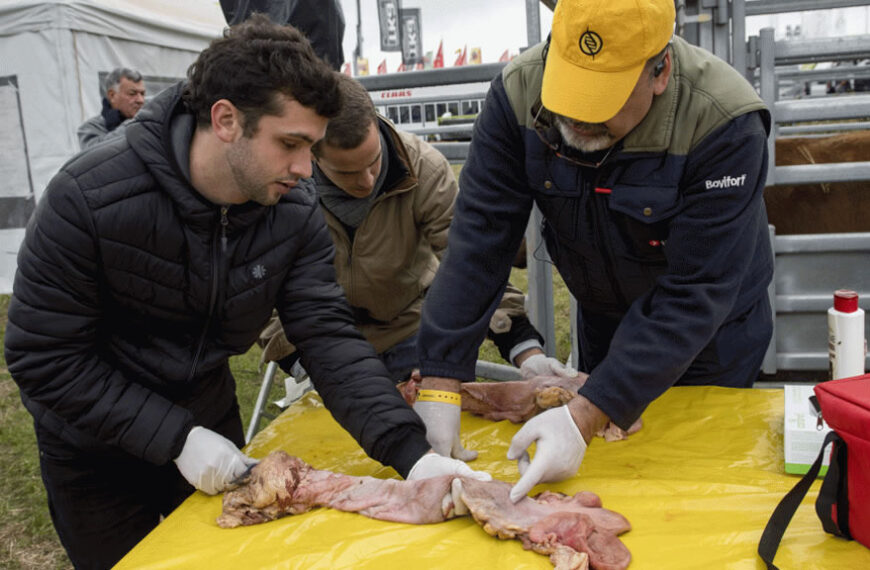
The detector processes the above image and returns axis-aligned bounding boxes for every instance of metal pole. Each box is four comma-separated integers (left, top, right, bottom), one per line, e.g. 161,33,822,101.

246,361,278,444
569,294,580,371
759,27,776,186
762,225,777,375
525,208,557,357
353,0,362,75
523,0,557,357
526,0,542,48
732,0,747,78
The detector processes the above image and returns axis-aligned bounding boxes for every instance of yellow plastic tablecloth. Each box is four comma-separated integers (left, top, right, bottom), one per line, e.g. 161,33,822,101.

117,386,870,569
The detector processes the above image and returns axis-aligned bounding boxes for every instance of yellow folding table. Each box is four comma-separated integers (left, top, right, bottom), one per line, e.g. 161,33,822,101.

117,386,870,569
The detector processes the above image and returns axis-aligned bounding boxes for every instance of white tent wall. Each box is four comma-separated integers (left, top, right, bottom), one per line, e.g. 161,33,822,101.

0,0,225,293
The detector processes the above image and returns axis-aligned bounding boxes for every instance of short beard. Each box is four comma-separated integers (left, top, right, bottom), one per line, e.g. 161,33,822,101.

554,115,615,153
226,138,278,206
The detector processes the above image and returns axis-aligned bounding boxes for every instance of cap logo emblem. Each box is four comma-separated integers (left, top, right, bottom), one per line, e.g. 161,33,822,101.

251,264,267,279
579,30,603,57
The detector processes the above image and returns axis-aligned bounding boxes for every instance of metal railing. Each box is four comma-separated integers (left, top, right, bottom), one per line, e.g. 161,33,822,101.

755,28,870,185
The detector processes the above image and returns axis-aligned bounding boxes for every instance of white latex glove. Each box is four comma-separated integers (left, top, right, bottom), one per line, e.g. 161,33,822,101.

173,426,258,495
406,451,492,481
408,454,491,519
289,360,309,382
414,399,478,461
506,405,587,503
519,353,579,380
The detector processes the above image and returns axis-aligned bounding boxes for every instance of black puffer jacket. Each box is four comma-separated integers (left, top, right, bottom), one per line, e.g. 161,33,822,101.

4,83,430,476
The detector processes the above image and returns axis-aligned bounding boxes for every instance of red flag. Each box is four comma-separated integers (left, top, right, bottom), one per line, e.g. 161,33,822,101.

415,62,424,70
342,62,352,76
454,45,467,66
397,61,406,72
377,59,387,75
498,49,510,62
433,40,444,68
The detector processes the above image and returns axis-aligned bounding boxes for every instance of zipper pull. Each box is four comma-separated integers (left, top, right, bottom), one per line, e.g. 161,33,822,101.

220,206,229,253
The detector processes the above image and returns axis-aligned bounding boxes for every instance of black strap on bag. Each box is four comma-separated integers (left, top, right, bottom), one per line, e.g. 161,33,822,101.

758,431,850,569
816,431,851,540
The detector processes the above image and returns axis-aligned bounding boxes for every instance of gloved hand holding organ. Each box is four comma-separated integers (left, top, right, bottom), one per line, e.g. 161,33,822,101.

174,426,258,495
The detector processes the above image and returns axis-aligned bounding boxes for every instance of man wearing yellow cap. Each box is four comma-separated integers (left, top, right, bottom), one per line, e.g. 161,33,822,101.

416,0,773,501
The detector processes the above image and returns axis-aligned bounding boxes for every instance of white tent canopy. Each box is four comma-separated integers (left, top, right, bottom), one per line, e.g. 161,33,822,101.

0,0,226,293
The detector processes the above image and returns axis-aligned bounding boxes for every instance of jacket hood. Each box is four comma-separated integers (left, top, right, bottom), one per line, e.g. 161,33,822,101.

125,81,268,233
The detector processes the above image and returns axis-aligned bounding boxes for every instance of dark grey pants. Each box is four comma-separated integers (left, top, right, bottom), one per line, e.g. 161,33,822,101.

35,404,244,570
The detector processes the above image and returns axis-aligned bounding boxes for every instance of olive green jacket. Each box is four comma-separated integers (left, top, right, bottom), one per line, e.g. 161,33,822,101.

260,118,534,364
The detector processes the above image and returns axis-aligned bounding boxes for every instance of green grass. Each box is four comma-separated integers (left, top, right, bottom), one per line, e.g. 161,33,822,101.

0,295,71,569
0,265,571,568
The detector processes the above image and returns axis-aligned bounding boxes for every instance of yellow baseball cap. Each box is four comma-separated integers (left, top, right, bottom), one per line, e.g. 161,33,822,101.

542,0,675,123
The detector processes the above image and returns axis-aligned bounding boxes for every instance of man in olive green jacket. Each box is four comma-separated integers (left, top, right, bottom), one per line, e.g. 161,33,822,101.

259,74,565,386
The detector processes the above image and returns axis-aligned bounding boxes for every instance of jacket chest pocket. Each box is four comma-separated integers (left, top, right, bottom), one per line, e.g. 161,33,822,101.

605,183,680,301
606,183,679,260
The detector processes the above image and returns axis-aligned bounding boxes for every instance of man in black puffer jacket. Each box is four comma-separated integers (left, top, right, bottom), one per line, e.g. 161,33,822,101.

4,16,487,570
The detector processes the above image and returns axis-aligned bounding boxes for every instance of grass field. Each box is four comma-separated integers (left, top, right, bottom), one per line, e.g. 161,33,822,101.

0,268,571,568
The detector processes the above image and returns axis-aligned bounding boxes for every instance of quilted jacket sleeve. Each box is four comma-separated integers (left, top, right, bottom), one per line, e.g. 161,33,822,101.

277,204,430,477
4,169,194,465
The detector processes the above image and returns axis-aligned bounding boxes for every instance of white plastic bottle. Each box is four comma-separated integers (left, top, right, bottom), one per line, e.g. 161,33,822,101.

828,289,866,380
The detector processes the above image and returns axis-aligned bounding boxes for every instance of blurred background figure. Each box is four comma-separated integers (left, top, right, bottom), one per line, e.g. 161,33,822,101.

76,67,145,150
219,0,345,70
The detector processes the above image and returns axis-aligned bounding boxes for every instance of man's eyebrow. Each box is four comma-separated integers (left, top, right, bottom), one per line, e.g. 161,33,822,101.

333,149,382,175
282,132,316,144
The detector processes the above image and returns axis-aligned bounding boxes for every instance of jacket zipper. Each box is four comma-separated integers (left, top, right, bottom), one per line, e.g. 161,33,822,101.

185,206,229,383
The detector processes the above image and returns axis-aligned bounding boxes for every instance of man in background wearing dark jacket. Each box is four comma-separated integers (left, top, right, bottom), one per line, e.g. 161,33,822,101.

219,0,345,70
416,0,774,502
76,67,146,150
5,16,486,570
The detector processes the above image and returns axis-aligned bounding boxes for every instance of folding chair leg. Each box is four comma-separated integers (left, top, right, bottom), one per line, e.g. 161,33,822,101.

245,361,278,444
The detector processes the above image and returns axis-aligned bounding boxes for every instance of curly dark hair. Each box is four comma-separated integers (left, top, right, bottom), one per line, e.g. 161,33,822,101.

183,14,341,135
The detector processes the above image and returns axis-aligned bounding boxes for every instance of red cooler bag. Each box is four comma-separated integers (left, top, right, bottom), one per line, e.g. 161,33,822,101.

759,374,870,569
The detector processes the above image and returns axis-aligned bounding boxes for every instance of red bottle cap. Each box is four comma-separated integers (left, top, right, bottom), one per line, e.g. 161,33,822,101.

834,289,859,313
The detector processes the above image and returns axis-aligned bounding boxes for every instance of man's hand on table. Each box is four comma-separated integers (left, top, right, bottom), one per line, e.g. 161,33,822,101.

174,426,258,495
413,376,477,461
507,395,609,503
407,451,492,518
515,348,579,380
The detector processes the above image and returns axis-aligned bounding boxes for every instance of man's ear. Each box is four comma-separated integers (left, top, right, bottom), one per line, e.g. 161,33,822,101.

652,51,671,96
211,99,243,143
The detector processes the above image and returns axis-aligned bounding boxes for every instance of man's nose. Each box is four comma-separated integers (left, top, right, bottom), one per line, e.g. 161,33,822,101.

290,156,312,179
358,170,375,191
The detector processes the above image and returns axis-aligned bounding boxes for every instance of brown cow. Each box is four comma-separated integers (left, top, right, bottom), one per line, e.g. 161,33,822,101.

766,131,870,235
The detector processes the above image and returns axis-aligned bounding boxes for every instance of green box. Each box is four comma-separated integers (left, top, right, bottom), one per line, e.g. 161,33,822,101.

783,384,831,477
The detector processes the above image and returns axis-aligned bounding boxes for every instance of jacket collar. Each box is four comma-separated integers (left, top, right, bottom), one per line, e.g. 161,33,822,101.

377,116,414,193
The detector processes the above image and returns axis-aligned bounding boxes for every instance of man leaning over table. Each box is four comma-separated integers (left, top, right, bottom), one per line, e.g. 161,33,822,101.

5,16,487,570
415,0,774,502
257,72,571,391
